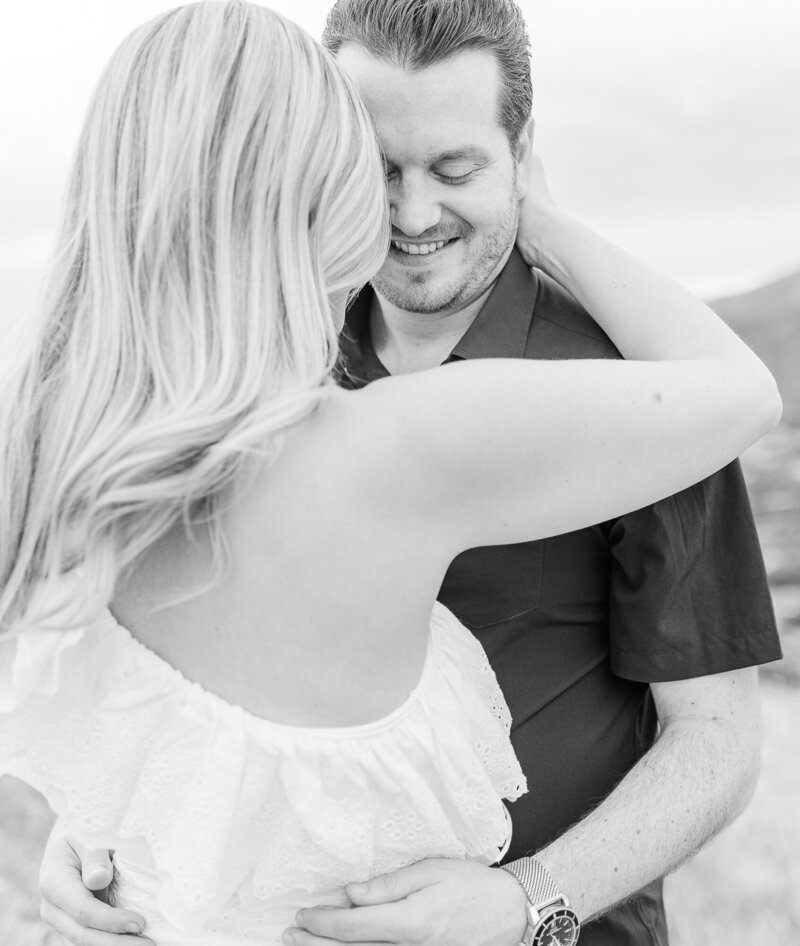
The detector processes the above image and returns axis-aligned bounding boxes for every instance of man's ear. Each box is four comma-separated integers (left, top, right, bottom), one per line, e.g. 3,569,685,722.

515,117,535,200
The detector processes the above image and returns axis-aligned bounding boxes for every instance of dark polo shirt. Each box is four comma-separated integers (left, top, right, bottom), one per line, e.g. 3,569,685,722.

337,249,782,946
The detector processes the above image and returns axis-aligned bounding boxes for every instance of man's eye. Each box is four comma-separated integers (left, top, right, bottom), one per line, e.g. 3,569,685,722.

437,172,473,185
435,164,482,184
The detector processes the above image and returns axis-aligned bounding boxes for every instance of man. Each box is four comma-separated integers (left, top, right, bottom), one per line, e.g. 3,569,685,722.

39,2,781,944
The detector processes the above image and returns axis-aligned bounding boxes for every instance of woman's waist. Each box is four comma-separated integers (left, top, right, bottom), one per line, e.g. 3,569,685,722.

111,855,350,945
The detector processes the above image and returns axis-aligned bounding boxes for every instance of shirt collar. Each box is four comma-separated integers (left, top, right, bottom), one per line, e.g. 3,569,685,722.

450,248,538,361
338,247,537,386
337,287,389,387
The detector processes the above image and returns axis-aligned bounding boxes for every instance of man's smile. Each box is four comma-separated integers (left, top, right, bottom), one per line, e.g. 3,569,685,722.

389,237,459,258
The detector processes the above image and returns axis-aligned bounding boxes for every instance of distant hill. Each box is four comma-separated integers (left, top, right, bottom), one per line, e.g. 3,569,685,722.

710,270,800,424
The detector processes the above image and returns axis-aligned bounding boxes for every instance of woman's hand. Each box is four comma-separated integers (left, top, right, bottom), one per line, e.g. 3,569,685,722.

516,150,561,271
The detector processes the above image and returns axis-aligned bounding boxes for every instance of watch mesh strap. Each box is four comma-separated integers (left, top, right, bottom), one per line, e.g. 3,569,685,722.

500,857,562,909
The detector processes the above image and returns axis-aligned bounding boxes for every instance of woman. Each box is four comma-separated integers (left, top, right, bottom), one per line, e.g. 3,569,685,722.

0,3,780,945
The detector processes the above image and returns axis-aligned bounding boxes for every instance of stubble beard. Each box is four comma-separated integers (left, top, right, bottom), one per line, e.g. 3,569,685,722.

372,197,520,315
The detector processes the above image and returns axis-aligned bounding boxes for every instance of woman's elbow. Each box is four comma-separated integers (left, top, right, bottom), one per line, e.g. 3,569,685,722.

747,365,782,439
764,375,783,432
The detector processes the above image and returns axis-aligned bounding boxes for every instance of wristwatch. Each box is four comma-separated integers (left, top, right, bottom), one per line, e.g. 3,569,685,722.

500,857,580,946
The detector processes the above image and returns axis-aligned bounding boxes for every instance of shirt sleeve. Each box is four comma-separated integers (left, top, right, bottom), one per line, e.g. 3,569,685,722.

606,459,783,682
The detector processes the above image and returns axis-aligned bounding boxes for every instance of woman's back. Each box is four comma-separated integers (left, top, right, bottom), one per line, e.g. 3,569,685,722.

111,387,447,729
3,389,531,942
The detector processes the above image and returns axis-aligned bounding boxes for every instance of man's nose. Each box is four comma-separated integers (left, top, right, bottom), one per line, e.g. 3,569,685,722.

390,179,442,237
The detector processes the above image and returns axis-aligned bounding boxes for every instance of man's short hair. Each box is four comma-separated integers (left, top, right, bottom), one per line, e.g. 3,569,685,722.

322,0,532,148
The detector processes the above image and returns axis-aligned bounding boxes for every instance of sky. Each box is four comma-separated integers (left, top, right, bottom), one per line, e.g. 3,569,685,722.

1,0,799,325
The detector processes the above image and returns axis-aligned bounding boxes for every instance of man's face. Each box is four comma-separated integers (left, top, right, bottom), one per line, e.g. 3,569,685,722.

336,46,528,315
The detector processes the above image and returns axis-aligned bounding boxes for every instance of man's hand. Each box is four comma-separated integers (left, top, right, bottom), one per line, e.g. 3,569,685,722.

39,820,153,946
284,859,528,946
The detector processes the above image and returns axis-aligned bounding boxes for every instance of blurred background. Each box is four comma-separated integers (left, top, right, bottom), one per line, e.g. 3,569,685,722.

1,0,798,943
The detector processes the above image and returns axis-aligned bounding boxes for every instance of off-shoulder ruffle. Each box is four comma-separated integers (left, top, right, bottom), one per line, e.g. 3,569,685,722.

0,603,526,932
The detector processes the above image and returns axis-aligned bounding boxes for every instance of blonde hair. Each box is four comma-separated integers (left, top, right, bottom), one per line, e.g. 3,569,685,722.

0,1,389,630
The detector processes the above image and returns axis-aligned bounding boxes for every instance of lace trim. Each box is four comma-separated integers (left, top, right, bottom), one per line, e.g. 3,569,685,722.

0,602,526,931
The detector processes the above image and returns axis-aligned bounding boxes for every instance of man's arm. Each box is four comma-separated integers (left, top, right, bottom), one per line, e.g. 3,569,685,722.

38,821,153,946
534,666,761,920
287,666,761,946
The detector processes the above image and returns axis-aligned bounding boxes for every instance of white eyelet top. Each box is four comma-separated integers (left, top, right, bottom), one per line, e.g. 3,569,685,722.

0,601,526,940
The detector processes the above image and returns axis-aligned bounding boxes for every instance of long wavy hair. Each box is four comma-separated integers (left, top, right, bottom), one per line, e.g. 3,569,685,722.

0,1,389,630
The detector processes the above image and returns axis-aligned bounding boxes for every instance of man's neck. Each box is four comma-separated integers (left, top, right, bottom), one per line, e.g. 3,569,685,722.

369,285,495,375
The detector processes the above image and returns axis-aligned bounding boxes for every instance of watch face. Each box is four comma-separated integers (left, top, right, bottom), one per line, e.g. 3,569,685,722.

533,908,580,946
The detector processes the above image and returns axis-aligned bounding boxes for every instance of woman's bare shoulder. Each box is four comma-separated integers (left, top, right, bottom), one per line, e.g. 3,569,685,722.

306,379,414,464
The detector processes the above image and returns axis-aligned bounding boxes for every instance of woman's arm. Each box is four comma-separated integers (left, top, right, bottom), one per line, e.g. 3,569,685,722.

349,156,780,554
514,154,760,369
